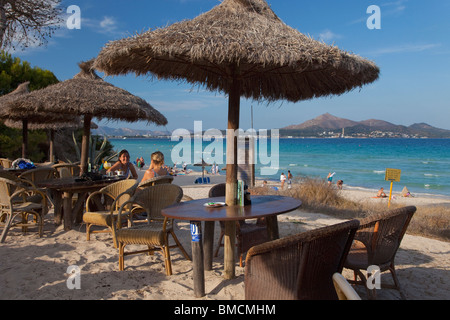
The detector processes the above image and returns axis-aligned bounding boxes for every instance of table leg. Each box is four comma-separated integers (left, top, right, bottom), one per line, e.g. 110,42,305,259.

190,221,205,298
63,191,74,231
224,220,236,279
266,216,279,240
52,191,63,226
203,221,215,271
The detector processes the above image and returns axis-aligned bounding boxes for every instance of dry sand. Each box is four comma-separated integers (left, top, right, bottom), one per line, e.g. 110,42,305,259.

0,172,448,300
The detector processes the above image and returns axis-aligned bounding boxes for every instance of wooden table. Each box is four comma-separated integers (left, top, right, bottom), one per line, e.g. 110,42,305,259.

162,195,302,297
37,176,125,230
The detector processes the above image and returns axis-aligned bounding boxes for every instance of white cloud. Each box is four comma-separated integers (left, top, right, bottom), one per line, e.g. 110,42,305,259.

318,30,342,43
368,43,441,56
99,16,118,33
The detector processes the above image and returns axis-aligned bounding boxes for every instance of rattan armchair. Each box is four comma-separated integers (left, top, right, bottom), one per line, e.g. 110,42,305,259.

332,273,361,300
244,219,359,300
52,163,81,177
210,183,269,267
82,179,138,246
19,166,58,183
138,175,174,188
114,184,191,275
0,158,12,169
0,174,48,242
344,206,416,299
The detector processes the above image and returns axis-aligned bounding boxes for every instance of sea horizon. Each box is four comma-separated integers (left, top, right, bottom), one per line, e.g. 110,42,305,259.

109,137,450,199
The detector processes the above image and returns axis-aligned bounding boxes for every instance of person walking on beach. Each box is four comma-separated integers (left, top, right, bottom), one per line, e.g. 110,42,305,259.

327,172,335,185
107,149,138,179
280,172,287,189
287,170,293,189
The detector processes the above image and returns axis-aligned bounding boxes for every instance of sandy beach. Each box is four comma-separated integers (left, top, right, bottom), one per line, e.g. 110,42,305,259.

0,170,449,300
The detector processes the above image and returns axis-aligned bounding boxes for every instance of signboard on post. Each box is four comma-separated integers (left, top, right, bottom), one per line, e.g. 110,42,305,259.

385,168,401,208
385,168,401,182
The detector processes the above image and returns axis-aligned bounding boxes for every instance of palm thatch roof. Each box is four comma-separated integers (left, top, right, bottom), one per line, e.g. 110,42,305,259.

94,0,379,103
0,82,74,124
8,61,167,125
3,118,98,130
0,82,81,159
7,60,167,175
93,0,380,233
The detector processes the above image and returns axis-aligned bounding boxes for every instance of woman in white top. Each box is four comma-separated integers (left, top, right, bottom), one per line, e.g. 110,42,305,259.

280,172,287,189
141,151,168,182
107,149,138,179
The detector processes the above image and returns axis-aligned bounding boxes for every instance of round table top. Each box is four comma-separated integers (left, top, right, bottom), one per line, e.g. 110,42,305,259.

162,195,302,221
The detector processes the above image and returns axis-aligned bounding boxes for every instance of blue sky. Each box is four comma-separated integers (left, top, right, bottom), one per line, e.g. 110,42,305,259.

13,0,450,131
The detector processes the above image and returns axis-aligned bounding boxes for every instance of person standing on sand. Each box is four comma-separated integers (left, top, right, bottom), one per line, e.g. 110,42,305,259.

287,170,293,189
327,172,335,185
280,172,287,189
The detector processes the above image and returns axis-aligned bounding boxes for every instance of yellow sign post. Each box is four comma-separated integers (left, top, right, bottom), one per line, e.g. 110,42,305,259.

385,168,401,208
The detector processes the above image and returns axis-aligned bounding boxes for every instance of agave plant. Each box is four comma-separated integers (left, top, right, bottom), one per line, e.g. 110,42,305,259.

72,133,116,171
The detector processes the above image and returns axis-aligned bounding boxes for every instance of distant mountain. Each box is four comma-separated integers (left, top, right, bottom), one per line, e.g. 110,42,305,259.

281,113,450,138
284,113,358,130
92,126,171,137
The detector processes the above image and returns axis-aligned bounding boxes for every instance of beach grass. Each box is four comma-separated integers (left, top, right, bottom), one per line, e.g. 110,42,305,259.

250,177,450,241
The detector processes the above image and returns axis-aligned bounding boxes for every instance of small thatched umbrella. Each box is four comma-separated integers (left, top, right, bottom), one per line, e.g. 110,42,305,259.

0,82,81,158
94,0,379,282
4,118,98,162
95,0,379,203
8,61,167,175
193,158,212,180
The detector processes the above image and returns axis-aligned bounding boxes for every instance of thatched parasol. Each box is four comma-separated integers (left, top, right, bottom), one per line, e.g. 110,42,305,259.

0,82,81,158
4,118,98,162
95,0,379,200
94,0,379,281
193,158,212,180
8,61,168,174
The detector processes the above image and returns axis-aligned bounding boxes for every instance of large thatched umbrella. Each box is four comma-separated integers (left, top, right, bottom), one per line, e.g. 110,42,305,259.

94,0,379,281
8,61,167,175
95,0,379,202
0,82,81,158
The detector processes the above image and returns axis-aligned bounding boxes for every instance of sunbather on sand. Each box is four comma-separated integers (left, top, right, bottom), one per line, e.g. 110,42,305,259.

377,187,387,198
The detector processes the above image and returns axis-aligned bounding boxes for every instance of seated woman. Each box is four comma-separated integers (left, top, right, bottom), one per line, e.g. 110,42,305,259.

141,151,168,182
107,149,138,179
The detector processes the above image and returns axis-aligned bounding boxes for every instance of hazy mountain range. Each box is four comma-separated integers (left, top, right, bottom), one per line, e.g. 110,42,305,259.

92,113,450,138
92,126,171,137
280,113,450,138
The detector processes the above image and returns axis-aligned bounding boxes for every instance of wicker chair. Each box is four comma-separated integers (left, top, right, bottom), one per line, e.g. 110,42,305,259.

210,183,269,267
244,219,359,300
82,179,138,246
138,175,174,189
332,273,361,300
344,206,416,299
52,163,81,177
0,158,12,169
19,166,58,183
0,174,48,242
114,184,191,275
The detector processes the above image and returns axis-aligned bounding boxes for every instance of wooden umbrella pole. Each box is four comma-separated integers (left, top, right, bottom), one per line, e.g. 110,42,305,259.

80,114,92,175
49,129,55,163
224,69,241,279
22,119,28,158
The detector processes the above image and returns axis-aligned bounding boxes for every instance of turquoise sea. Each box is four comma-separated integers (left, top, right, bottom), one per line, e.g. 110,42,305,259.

109,138,450,198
